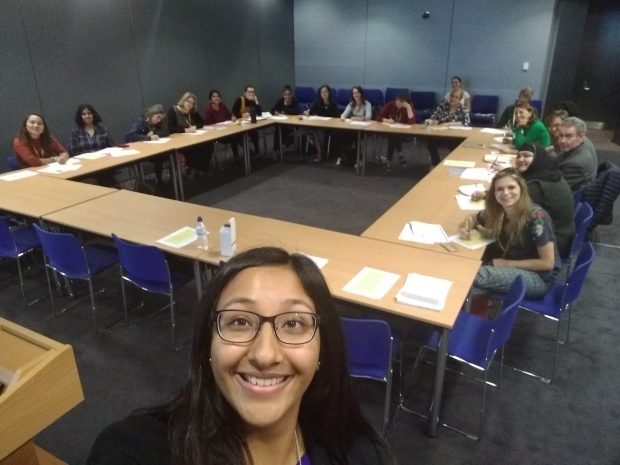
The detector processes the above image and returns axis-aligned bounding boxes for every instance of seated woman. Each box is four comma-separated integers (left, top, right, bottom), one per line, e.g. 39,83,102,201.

69,104,114,156
515,142,575,257
232,85,263,155
125,104,170,186
443,76,471,110
204,89,241,162
87,247,392,465
304,84,339,163
167,92,208,180
512,102,551,148
459,168,561,299
497,86,534,129
271,85,299,151
544,109,569,154
13,113,69,168
427,89,471,166
337,86,373,167
376,93,415,169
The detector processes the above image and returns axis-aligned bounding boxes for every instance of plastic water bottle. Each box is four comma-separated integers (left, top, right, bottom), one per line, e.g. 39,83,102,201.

250,107,257,124
196,216,209,250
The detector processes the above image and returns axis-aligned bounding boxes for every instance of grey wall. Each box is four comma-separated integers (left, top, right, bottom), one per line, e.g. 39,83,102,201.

0,0,294,167
294,0,555,113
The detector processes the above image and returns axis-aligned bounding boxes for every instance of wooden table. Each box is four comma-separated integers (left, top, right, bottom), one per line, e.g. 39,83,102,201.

0,173,117,219
41,188,480,436
363,129,498,260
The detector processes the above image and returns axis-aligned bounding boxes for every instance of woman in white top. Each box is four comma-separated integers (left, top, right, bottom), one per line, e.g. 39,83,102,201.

443,76,471,110
337,86,372,167
340,86,372,121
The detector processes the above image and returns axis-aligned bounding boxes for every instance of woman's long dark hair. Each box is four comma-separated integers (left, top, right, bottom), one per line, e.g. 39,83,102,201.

166,247,388,465
17,113,55,158
74,104,102,128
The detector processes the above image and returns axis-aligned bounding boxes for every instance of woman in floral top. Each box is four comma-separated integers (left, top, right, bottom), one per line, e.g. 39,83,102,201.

427,89,471,165
459,168,560,298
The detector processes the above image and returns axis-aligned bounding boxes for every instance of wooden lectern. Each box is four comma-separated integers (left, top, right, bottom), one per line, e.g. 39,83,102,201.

0,318,84,465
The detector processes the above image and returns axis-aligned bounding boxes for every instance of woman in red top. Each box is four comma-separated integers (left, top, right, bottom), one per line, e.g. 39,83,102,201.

13,113,69,168
204,89,240,161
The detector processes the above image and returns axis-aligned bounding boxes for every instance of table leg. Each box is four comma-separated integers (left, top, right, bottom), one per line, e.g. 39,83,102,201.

278,126,284,162
169,152,179,200
243,132,251,176
172,150,185,200
427,327,450,437
193,260,202,299
355,131,361,175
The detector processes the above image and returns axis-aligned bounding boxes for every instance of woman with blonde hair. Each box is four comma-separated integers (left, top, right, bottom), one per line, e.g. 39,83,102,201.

459,167,560,298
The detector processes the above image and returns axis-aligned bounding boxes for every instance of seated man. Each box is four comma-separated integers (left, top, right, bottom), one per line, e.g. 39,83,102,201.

556,117,598,191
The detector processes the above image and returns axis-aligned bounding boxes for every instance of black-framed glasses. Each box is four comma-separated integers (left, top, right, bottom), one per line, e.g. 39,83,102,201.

214,310,320,345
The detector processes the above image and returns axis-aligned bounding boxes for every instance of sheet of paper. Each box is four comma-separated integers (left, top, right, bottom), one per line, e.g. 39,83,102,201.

342,267,401,300
347,120,373,127
443,159,476,168
448,233,495,250
458,183,486,196
75,151,108,160
261,112,273,118
398,221,449,244
396,273,453,311
455,194,485,211
493,136,505,143
483,153,515,163
460,167,496,182
301,253,329,270
144,137,171,144
480,128,506,134
37,158,82,173
216,121,232,126
156,226,197,249
385,123,412,129
182,129,208,135
308,116,331,121
448,126,472,130
0,170,38,181
269,115,289,120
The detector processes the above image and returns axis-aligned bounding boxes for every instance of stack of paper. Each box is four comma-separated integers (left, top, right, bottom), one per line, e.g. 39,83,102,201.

455,194,485,211
399,221,448,244
347,120,373,127
458,183,486,196
448,233,495,250
144,137,171,144
443,159,476,168
396,273,453,311
156,226,197,249
460,168,496,182
0,170,38,182
480,128,506,134
38,158,82,174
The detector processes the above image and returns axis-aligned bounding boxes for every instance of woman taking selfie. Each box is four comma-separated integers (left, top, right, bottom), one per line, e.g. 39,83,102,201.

88,247,393,465
460,168,561,299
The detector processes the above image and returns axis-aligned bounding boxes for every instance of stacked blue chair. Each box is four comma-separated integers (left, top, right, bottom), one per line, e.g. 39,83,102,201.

562,202,593,273
112,234,192,350
470,95,500,127
403,276,525,440
341,317,398,435
385,87,409,103
0,217,41,304
294,86,316,114
530,99,543,116
33,224,119,331
410,91,437,123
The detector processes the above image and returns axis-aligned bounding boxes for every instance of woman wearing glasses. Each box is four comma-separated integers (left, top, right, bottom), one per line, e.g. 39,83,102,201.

88,247,392,465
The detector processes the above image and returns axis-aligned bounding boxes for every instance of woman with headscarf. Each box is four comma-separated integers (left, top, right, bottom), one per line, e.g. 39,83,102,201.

515,141,575,257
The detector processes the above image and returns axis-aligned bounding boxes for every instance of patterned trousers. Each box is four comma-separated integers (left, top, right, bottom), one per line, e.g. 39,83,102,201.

472,265,551,299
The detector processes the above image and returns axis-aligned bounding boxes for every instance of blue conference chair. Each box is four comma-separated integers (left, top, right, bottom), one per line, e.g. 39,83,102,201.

513,243,595,384
33,224,119,331
562,202,593,273
341,317,399,435
403,276,525,440
469,95,499,127
572,187,585,211
0,217,42,304
336,88,351,112
295,86,316,114
364,88,384,117
410,91,436,123
385,87,409,103
6,155,19,171
530,99,543,116
112,234,192,350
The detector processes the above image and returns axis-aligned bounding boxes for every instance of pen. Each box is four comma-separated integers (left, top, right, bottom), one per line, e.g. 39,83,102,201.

408,222,414,236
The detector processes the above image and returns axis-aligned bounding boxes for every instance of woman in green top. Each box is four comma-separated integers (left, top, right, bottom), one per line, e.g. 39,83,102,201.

512,102,551,148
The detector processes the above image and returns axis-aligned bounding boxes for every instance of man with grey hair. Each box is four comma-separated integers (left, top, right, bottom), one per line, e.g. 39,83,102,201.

556,116,598,191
